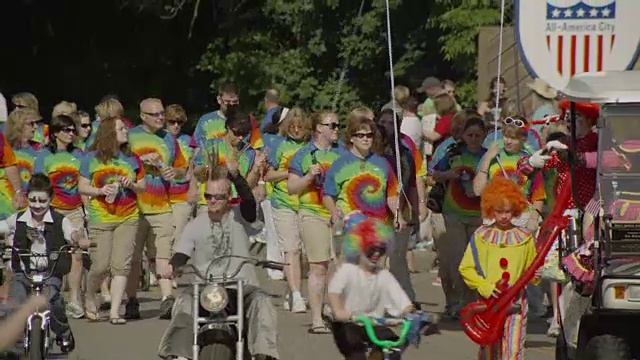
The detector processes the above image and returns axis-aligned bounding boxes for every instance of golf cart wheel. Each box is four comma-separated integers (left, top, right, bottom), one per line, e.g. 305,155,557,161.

584,335,630,360
199,343,233,360
555,328,569,360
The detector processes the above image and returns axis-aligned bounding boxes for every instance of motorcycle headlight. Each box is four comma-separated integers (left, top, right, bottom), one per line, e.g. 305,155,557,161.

199,284,229,313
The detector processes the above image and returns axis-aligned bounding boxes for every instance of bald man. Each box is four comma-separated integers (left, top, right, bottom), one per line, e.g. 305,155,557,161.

125,98,188,321
260,88,280,132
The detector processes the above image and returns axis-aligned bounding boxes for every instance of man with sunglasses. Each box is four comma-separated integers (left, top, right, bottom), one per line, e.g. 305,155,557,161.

158,166,280,360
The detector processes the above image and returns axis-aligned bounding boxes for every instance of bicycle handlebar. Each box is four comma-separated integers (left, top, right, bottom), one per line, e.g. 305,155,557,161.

3,243,95,282
352,315,412,349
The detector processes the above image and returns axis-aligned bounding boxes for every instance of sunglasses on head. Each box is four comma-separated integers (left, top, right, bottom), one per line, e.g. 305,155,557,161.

503,117,527,128
353,132,374,139
365,245,387,258
204,192,228,201
321,122,339,130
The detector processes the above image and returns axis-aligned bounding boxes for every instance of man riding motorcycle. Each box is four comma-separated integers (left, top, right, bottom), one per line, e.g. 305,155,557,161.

158,161,279,360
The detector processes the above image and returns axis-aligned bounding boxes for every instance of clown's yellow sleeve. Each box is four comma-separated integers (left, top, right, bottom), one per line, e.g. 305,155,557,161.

459,237,496,299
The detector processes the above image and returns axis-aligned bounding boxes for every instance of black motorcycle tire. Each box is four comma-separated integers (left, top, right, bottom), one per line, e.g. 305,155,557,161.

26,316,44,360
200,343,234,360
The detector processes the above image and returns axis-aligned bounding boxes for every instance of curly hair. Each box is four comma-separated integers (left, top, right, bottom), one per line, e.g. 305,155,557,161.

481,177,528,219
342,212,394,264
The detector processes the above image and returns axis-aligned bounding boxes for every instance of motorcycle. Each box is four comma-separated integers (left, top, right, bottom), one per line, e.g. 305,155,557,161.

2,243,93,360
179,255,284,360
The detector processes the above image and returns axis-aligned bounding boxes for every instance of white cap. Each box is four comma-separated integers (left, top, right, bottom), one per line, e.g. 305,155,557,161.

0,92,7,122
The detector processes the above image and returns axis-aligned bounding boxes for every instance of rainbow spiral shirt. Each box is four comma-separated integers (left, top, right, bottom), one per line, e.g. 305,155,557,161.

128,126,187,215
288,142,346,218
268,138,306,210
169,133,194,203
32,123,48,145
262,133,284,199
0,133,18,220
192,110,263,150
323,151,398,221
479,149,546,203
34,148,84,210
13,142,41,193
434,147,486,218
80,151,144,223
193,138,256,205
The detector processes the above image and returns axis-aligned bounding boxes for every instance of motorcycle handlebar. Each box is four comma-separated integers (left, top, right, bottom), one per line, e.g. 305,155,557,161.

179,256,287,281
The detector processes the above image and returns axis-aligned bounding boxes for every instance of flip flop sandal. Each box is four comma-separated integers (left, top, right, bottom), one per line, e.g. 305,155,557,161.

307,325,330,334
85,308,105,322
109,317,127,325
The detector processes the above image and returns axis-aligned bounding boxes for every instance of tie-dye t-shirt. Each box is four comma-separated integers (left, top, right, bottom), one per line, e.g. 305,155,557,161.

34,148,84,210
193,138,256,205
323,151,399,222
429,137,456,173
268,138,306,210
32,123,48,145
479,149,546,203
80,151,144,223
193,110,263,150
13,142,41,193
401,134,427,178
169,133,194,203
262,133,284,199
434,147,486,217
128,126,187,215
288,142,346,218
0,133,18,220
483,129,542,155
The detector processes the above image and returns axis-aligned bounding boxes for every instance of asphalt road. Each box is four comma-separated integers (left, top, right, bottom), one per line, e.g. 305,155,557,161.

36,248,556,360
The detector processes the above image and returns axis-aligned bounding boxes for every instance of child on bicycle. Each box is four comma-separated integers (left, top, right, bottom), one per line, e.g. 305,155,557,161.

4,173,89,353
328,212,415,360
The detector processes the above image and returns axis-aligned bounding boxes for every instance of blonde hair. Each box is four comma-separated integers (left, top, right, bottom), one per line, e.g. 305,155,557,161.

434,93,456,116
52,101,77,118
348,107,375,123
11,92,39,110
393,86,411,104
95,97,124,120
278,107,312,141
5,108,39,147
166,104,188,123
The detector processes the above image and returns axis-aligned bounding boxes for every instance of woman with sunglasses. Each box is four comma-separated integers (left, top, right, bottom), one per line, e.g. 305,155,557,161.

3,107,42,199
79,116,145,324
264,107,312,313
482,115,542,155
287,111,344,333
34,114,88,319
73,110,92,150
191,110,264,214
323,110,402,250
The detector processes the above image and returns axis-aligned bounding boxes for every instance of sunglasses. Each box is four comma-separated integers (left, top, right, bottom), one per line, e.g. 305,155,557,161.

321,122,339,130
144,111,165,118
167,120,184,126
503,117,527,128
353,132,374,139
204,192,228,201
25,121,37,127
80,123,92,129
61,127,76,134
230,128,249,138
365,245,387,258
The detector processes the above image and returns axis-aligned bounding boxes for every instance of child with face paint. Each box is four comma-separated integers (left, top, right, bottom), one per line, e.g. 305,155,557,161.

328,212,415,360
5,173,90,354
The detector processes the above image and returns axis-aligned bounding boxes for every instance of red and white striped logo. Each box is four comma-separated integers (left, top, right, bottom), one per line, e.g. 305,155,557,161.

516,0,640,91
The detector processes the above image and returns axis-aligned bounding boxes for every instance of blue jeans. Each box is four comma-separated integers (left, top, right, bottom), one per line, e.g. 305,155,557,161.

8,273,71,338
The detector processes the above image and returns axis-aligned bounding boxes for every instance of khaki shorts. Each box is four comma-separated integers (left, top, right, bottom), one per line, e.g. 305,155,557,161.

56,207,86,229
133,212,175,261
88,218,138,277
299,210,332,263
272,206,302,253
172,202,193,243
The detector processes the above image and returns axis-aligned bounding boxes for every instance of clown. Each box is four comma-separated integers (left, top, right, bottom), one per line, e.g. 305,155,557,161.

328,213,415,360
459,177,539,360
4,173,89,354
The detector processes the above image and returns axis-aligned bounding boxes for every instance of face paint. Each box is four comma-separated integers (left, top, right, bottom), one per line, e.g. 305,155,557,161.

27,191,51,217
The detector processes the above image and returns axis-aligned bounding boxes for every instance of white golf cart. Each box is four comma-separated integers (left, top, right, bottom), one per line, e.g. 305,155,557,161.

555,71,640,360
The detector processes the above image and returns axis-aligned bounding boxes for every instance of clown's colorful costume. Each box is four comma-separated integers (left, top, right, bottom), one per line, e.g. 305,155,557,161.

459,225,537,360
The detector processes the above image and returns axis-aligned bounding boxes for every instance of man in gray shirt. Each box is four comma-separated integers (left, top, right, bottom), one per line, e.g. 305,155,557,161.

158,168,279,360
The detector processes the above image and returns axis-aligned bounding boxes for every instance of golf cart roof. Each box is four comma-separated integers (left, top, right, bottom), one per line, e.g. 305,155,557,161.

560,71,640,104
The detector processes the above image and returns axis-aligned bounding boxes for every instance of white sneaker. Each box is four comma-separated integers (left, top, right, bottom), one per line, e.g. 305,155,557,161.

291,297,307,313
283,293,290,311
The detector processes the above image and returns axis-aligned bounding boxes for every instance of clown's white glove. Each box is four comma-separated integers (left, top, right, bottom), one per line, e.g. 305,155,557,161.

545,140,568,151
528,149,551,168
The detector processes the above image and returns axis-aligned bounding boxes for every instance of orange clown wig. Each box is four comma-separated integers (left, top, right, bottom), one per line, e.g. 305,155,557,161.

480,177,529,219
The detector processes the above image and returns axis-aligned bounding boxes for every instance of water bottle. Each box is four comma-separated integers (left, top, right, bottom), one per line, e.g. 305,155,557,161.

333,211,344,236
460,170,475,197
105,182,120,204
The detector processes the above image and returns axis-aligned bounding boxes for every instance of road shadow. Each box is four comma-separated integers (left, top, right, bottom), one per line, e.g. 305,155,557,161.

525,339,554,348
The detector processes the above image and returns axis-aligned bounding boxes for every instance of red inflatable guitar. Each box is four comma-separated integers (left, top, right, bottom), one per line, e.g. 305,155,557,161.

459,184,572,346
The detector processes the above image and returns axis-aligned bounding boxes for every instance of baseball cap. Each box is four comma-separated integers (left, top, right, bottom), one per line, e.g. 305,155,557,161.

417,77,442,93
